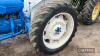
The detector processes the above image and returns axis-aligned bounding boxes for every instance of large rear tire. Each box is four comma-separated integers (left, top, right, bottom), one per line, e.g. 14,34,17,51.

71,0,84,12
29,0,78,54
81,0,100,25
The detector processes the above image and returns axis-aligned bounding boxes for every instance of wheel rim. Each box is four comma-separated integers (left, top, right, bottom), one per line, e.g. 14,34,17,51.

43,13,74,49
92,2,100,21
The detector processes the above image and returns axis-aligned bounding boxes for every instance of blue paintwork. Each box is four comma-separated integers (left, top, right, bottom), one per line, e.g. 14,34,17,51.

0,0,24,14
0,19,11,34
0,0,31,41
55,27,62,34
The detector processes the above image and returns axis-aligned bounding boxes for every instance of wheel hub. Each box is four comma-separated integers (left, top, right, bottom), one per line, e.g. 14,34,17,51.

92,2,100,21
55,27,62,34
52,23,66,40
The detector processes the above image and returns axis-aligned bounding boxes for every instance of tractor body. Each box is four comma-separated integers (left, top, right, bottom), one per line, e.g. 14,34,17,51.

0,0,41,41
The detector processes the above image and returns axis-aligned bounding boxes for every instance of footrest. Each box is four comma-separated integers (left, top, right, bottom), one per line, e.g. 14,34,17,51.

0,30,22,41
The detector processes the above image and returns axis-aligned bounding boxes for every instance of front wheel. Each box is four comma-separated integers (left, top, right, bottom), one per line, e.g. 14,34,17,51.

29,1,78,54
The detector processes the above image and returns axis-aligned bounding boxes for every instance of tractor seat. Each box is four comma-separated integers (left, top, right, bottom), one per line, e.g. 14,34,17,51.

0,0,24,14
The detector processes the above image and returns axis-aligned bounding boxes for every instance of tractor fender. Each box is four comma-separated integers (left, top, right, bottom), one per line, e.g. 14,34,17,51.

23,0,42,17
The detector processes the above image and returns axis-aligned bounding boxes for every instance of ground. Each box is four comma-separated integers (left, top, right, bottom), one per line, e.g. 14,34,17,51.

0,16,100,56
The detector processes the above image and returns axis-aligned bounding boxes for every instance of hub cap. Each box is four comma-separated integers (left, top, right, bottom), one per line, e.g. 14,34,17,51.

92,2,100,21
43,13,74,49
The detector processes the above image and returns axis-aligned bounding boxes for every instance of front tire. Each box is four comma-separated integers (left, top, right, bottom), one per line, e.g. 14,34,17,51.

29,0,78,54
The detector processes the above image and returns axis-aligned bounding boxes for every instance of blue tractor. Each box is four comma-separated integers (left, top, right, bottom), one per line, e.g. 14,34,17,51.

0,0,99,54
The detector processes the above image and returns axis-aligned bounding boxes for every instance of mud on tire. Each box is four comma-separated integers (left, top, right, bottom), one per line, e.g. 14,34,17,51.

29,0,78,54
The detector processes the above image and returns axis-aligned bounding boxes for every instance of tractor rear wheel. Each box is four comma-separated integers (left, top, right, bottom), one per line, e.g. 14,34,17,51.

81,0,100,25
29,0,78,54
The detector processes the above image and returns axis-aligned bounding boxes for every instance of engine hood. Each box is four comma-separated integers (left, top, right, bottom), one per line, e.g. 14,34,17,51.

0,0,24,14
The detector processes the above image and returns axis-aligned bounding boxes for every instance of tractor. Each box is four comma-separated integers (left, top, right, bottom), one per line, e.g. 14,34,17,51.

0,0,99,54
